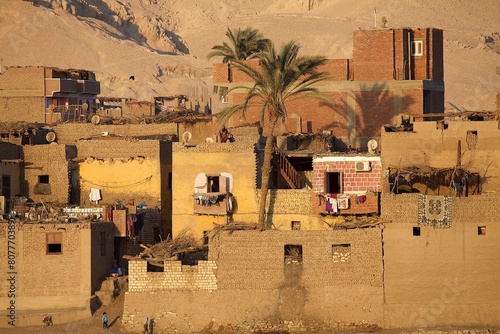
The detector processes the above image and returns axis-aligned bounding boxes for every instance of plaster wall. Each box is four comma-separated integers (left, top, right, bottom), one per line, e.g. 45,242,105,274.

381,193,500,328
77,139,162,207
380,121,500,192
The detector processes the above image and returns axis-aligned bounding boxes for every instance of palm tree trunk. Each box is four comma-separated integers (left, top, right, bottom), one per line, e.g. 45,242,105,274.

258,116,278,227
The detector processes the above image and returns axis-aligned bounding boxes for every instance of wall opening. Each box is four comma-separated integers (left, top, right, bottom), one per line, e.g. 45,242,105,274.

207,176,220,193
413,226,421,236
291,221,301,230
147,261,164,272
478,226,486,236
46,232,62,254
38,175,50,184
325,172,342,194
332,243,351,263
284,244,303,264
153,227,161,244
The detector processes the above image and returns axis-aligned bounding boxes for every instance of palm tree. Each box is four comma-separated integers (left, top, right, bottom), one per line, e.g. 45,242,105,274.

217,41,331,227
207,27,270,63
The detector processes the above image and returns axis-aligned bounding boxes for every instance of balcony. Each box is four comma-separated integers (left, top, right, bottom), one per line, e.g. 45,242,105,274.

45,78,78,96
194,193,231,216
77,80,100,95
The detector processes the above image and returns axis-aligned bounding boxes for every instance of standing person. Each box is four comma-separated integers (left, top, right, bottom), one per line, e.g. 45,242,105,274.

143,316,149,334
102,312,108,329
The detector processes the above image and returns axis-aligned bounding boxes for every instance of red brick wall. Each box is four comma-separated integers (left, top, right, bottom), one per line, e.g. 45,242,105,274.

312,158,382,193
318,59,349,81
352,29,396,81
430,28,444,81
212,63,230,83
354,90,394,138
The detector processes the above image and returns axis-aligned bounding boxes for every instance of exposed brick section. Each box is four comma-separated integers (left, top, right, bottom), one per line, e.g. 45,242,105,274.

127,259,217,292
353,29,396,81
213,28,445,141
312,158,382,193
318,59,350,81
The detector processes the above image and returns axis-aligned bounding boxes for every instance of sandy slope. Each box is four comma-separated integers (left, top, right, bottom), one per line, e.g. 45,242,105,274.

0,0,498,111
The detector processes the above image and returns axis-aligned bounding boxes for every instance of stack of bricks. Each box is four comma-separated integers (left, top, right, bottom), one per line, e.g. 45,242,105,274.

128,259,218,292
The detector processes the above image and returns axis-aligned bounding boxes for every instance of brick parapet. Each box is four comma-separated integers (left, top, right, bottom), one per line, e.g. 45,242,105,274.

128,259,218,292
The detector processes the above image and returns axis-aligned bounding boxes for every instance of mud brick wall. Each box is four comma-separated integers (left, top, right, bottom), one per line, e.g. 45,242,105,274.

209,229,383,290
0,67,45,123
90,222,115,293
381,192,500,224
381,192,500,328
128,259,217,292
22,144,73,203
53,123,178,144
76,138,161,159
256,190,313,215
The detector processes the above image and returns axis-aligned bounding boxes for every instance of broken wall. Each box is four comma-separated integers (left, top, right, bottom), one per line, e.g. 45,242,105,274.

122,229,384,332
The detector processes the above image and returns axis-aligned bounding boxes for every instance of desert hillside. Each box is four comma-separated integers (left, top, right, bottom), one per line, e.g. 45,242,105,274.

0,0,498,112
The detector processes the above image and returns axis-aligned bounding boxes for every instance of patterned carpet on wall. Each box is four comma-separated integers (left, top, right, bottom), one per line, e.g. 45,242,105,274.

417,194,452,228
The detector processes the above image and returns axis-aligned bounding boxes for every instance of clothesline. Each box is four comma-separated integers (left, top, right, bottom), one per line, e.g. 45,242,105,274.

80,175,153,188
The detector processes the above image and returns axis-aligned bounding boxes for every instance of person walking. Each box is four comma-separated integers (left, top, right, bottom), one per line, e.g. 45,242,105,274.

143,316,149,334
102,312,108,329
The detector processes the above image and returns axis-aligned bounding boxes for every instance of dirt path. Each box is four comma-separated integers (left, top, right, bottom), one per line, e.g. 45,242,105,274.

2,280,129,334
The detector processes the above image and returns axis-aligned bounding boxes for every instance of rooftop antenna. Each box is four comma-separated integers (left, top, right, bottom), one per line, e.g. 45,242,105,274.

374,8,377,28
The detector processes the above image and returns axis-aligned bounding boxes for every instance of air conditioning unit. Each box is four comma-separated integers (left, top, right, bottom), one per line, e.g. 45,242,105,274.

355,161,371,172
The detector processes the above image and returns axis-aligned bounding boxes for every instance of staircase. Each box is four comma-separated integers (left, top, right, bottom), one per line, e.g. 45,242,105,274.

273,148,306,189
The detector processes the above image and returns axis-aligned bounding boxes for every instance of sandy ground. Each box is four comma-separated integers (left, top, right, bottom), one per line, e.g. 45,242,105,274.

2,289,128,334
0,0,498,110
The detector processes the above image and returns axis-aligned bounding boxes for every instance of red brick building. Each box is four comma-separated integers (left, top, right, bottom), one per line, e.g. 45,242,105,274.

212,28,444,150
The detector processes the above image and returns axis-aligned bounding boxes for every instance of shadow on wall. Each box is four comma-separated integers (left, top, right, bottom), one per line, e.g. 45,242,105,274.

323,82,415,150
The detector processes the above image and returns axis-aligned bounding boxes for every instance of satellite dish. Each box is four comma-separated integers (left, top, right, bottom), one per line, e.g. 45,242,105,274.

205,137,214,144
91,115,100,125
45,131,56,143
182,131,192,144
367,139,378,154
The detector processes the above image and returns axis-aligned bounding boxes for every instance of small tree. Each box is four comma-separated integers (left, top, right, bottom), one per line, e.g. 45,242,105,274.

207,27,270,63
217,41,331,226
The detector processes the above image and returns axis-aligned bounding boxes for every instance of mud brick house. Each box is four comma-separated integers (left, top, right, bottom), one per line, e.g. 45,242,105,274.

0,66,100,124
122,228,384,333
171,126,382,241
212,27,444,150
0,220,114,327
380,119,500,327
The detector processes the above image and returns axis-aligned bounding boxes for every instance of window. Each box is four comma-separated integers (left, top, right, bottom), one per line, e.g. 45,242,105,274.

219,86,229,103
100,231,106,256
332,243,351,263
478,226,486,235
46,232,62,254
38,175,49,184
284,244,303,264
325,172,342,194
411,40,423,56
207,176,220,193
413,226,421,236
291,221,301,230
194,173,232,194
